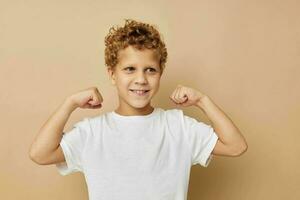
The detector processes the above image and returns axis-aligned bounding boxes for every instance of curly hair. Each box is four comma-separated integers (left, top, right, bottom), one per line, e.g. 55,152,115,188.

104,19,168,74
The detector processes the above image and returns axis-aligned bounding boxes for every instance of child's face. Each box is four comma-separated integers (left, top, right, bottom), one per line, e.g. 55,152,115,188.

108,45,162,112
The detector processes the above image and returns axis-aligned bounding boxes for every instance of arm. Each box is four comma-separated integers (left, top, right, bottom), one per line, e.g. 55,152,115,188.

29,87,103,165
169,84,248,157
196,95,248,156
29,97,77,165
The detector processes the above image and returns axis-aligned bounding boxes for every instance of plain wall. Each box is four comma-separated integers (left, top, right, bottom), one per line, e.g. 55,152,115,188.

1,0,299,199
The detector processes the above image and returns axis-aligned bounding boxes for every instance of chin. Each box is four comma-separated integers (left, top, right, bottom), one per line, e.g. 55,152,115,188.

130,102,151,109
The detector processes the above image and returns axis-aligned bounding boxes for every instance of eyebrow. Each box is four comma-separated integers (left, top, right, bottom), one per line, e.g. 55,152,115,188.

123,65,159,69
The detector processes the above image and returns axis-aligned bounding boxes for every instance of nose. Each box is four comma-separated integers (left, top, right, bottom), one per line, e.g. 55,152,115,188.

134,71,148,85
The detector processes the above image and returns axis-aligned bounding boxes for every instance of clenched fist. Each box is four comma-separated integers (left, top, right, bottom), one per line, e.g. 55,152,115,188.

68,87,103,109
169,84,206,107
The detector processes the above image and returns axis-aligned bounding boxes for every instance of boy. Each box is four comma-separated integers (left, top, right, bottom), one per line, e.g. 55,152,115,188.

29,19,247,200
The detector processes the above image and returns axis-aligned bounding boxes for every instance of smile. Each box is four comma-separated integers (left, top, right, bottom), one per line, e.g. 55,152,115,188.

129,89,150,96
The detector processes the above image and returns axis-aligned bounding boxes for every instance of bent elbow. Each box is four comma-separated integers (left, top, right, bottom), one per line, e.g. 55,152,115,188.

29,150,45,165
234,143,248,157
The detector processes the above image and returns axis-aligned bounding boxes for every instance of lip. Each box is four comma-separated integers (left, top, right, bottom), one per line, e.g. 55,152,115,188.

129,89,150,96
130,89,150,91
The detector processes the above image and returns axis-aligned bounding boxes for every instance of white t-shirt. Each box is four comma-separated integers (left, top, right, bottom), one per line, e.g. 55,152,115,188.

56,107,218,200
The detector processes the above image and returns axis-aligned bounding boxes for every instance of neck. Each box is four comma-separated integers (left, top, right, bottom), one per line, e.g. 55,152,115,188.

114,105,154,116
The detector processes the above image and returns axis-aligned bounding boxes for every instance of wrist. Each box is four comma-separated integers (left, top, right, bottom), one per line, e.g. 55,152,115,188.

63,96,78,112
196,95,211,109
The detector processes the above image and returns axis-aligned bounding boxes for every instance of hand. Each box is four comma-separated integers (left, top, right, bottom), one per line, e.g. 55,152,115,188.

68,87,104,109
169,84,206,107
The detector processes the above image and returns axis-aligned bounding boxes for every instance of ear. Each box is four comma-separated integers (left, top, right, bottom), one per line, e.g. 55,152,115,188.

107,67,116,85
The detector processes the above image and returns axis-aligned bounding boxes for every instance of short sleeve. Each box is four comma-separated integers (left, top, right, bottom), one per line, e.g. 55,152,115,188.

55,117,90,176
182,112,219,167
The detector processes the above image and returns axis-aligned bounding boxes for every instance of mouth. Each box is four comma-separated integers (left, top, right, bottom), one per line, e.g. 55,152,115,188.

129,89,150,96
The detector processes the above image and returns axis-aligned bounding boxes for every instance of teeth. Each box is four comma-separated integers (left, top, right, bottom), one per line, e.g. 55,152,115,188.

130,90,148,94
135,90,145,94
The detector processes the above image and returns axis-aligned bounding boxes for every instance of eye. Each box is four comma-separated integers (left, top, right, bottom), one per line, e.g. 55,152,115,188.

146,67,157,73
124,66,135,72
123,66,158,73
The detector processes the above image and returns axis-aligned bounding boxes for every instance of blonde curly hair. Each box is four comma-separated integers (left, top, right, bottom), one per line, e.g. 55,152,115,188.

104,19,168,74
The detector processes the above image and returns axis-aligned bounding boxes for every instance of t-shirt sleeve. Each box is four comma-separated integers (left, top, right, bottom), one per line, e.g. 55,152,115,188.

55,117,90,176
181,111,219,167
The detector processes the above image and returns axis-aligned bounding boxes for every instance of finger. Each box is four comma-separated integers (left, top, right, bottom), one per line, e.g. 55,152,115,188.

174,91,181,103
84,102,102,109
181,88,188,102
169,87,176,102
179,87,186,102
169,93,177,104
170,95,179,105
175,86,186,103
171,87,181,103
89,95,101,105
95,88,104,102
91,104,102,109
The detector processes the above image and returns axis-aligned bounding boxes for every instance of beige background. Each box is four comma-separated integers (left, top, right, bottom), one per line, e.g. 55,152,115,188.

1,0,299,199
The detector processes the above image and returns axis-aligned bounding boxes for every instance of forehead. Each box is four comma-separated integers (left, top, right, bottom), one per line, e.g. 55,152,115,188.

117,46,159,66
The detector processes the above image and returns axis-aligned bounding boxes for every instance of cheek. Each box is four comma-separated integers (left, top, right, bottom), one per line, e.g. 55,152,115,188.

116,77,130,86
150,76,161,87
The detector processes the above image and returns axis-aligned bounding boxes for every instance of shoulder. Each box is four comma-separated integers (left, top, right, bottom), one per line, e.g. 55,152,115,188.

158,108,185,124
86,112,109,127
73,112,109,132
163,108,183,115
160,108,206,128
72,117,91,128
162,108,184,118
